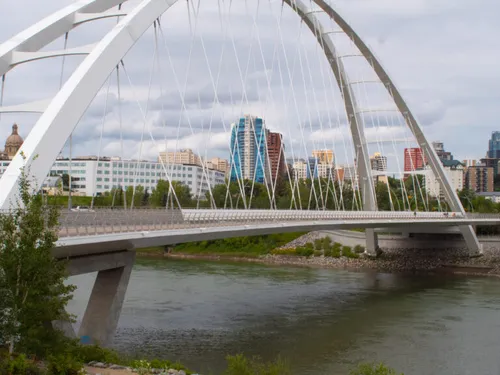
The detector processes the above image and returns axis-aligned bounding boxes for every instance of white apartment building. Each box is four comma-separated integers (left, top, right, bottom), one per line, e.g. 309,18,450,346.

424,161,464,197
292,160,308,180
0,157,225,198
292,159,334,181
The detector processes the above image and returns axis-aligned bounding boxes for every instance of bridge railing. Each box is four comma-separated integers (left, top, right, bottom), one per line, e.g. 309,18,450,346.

1,208,497,238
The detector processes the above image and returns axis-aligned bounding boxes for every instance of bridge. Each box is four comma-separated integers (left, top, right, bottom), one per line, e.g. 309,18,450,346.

0,0,495,346
56,209,500,258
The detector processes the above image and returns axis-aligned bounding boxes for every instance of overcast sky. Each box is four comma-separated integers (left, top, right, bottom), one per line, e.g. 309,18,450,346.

0,0,499,169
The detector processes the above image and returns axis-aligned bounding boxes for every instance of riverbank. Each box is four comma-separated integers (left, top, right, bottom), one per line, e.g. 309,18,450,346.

156,250,500,277
137,237,500,277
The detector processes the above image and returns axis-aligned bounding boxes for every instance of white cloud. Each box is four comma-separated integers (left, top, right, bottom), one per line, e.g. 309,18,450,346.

0,0,498,174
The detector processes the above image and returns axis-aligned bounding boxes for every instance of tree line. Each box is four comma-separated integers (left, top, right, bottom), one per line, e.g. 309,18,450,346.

49,174,500,214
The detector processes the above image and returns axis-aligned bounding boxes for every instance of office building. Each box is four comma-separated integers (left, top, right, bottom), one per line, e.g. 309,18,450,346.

0,156,225,198
432,141,453,161
312,149,334,165
266,131,286,182
404,148,426,175
370,152,387,172
291,155,334,181
204,157,230,175
229,115,267,183
370,152,388,184
487,132,500,158
292,159,308,180
158,149,201,166
465,164,494,193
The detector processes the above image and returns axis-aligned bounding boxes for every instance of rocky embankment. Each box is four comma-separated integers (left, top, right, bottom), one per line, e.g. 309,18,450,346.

85,361,195,375
166,232,500,277
269,232,500,276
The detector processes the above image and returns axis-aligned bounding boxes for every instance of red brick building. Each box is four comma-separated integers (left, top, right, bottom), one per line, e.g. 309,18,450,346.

266,131,285,183
404,148,426,174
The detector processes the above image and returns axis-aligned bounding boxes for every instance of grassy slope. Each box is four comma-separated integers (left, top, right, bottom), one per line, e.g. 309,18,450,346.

136,233,306,257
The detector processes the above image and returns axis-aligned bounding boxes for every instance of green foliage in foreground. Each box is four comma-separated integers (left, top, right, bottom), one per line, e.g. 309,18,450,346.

223,354,291,375
1,348,402,375
173,232,306,256
0,159,75,357
350,362,404,375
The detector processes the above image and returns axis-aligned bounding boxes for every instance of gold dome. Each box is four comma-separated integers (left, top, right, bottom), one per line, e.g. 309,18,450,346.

5,123,23,159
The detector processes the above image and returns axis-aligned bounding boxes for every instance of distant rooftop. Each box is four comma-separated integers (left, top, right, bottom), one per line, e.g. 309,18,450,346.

442,159,463,168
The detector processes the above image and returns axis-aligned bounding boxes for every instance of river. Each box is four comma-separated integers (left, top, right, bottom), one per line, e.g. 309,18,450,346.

67,258,500,375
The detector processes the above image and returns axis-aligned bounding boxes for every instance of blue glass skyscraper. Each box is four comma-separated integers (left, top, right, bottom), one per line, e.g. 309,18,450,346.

306,157,318,179
488,132,500,158
229,115,267,183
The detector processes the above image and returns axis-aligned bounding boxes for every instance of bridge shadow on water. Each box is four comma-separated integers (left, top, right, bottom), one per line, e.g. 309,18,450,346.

91,258,485,375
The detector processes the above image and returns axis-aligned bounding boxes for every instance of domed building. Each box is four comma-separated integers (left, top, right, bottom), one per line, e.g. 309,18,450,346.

1,123,23,160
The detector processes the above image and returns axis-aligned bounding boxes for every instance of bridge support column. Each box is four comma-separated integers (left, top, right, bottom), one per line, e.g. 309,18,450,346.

365,228,381,257
460,225,483,256
77,251,135,346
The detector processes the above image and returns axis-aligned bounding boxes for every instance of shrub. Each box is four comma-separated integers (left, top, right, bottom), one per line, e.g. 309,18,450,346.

350,362,403,375
170,361,191,373
72,344,119,364
342,246,359,259
295,247,314,257
47,354,84,375
132,360,152,375
322,236,332,250
150,359,170,369
333,242,342,250
0,354,43,375
324,248,332,257
224,354,291,375
313,250,322,257
331,248,341,258
304,242,314,250
354,245,365,254
314,239,324,250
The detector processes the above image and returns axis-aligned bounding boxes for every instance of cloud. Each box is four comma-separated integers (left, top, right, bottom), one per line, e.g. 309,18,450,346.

0,0,498,175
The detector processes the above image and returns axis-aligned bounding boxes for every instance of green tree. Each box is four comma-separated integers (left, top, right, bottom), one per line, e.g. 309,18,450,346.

142,188,150,206
150,179,170,208
126,185,145,208
0,161,75,357
61,173,70,191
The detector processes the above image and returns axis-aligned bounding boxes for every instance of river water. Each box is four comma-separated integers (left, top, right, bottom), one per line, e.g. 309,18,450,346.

68,258,500,375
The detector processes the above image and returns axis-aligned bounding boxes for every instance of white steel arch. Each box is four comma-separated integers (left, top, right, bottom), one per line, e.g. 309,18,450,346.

0,0,480,253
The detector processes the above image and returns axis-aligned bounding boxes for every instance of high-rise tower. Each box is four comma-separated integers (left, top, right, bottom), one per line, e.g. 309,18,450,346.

229,115,267,183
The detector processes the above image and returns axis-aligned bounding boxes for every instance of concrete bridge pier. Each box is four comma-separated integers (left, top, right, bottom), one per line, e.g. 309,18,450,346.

63,250,136,347
364,228,381,257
